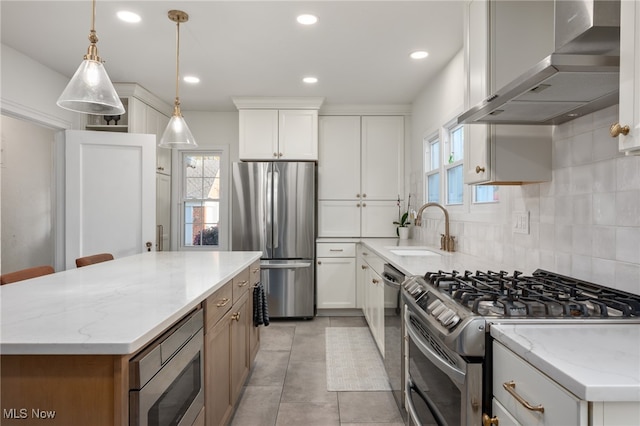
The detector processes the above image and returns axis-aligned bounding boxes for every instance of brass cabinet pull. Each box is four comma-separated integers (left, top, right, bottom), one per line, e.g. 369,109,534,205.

317,261,322,265
503,381,544,413
610,123,630,137
273,152,278,157
216,297,230,308
372,278,380,284
356,193,361,198
361,265,368,269
482,413,499,426
362,202,367,207
231,312,240,321
356,203,361,207
329,248,344,252
362,252,368,256
237,280,249,287
251,267,260,273
476,165,485,174
362,193,367,198
279,152,283,157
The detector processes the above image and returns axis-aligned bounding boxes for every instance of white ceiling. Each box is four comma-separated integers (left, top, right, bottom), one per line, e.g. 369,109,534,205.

1,1,464,112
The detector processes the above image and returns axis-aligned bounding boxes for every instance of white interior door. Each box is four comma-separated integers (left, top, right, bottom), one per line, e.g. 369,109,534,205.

64,130,156,269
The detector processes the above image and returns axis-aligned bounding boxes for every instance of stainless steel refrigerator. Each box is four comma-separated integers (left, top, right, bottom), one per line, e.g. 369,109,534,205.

231,162,315,318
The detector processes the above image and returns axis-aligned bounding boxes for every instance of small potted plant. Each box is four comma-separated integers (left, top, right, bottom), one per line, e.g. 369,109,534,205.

394,195,411,239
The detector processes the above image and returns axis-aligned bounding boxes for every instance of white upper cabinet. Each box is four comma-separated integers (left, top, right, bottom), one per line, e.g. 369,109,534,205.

361,116,404,200
616,0,640,154
234,97,324,161
463,0,553,185
317,115,404,238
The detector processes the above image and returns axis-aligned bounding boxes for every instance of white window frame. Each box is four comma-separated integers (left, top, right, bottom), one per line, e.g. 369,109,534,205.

443,119,464,206
424,132,441,204
173,147,229,251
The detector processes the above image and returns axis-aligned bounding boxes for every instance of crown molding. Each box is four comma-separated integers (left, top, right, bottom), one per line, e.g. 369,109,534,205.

232,97,325,110
318,104,412,115
113,83,172,116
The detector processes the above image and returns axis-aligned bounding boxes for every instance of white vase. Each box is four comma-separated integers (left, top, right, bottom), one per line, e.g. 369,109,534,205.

398,227,409,240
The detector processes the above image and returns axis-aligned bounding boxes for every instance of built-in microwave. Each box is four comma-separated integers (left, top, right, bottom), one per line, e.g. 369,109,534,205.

129,308,204,426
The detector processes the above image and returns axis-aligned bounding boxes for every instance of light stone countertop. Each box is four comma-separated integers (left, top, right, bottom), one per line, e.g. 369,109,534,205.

0,251,262,355
490,323,640,402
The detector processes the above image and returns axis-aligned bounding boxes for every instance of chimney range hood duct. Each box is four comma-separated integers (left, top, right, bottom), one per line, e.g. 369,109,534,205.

458,0,620,126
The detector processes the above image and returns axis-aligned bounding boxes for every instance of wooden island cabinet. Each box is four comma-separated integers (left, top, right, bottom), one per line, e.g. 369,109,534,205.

0,252,262,426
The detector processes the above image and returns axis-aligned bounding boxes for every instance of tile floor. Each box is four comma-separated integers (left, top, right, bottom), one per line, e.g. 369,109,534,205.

228,316,406,426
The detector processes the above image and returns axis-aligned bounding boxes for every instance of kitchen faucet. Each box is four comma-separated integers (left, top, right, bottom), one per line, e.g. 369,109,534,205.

414,202,455,252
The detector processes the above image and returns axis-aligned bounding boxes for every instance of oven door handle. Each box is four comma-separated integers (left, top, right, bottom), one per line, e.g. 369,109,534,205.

405,310,466,387
405,378,448,426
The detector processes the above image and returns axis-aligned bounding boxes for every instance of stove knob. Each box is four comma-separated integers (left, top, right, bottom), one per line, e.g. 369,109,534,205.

438,309,455,325
444,314,461,329
427,300,443,313
432,303,447,317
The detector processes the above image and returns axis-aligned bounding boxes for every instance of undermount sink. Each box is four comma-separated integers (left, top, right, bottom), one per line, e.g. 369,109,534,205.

385,247,441,257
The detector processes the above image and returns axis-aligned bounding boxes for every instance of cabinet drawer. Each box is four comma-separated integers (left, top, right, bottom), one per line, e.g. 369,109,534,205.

249,260,260,285
232,267,251,304
358,246,384,274
493,341,586,426
205,280,233,330
317,242,356,257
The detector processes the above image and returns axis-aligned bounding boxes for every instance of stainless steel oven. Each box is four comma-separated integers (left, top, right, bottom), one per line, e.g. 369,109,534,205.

402,269,640,425
130,308,204,426
403,300,482,425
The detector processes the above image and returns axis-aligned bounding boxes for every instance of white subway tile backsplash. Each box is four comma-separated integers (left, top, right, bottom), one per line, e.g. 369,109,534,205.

614,262,640,294
539,196,555,223
591,258,616,286
592,126,620,162
570,131,593,166
571,165,594,194
572,254,593,281
592,160,616,193
592,226,616,260
553,137,572,169
592,192,616,225
572,225,592,256
571,194,592,225
555,224,573,253
615,227,640,264
616,156,640,191
615,190,640,227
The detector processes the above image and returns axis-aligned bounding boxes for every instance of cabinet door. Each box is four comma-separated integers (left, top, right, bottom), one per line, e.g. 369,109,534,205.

356,256,368,310
279,110,318,160
361,201,398,238
239,109,279,160
230,294,250,404
205,311,233,426
318,201,361,237
316,257,356,309
318,116,361,200
618,0,640,153
149,107,171,175
361,116,404,200
156,173,171,251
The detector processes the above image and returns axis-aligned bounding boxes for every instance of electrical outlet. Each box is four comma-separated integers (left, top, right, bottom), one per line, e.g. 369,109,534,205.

512,211,530,235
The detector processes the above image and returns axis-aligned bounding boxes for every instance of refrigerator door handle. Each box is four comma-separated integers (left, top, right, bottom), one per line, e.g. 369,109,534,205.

266,170,273,250
272,170,280,249
260,261,312,269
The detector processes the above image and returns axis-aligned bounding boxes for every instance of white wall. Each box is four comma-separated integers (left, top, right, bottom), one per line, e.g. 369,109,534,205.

409,53,640,296
1,115,55,272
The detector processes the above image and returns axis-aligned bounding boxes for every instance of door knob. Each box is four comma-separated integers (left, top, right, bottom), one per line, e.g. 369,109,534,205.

482,414,499,426
610,123,630,137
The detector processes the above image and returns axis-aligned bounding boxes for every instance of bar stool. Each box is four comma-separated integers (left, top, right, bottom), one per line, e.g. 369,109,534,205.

0,265,55,285
75,253,114,268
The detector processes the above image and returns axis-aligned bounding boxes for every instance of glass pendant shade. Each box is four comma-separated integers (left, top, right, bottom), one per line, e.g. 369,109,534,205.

57,59,125,115
159,109,197,148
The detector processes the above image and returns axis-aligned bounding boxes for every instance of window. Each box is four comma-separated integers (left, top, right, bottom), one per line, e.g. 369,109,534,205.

445,124,464,205
424,134,440,203
474,185,500,203
181,152,222,248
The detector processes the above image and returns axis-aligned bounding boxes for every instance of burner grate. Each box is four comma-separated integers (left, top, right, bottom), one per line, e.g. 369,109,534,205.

422,269,640,318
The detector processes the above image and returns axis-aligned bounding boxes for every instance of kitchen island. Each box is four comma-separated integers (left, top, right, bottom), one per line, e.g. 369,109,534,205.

0,251,262,425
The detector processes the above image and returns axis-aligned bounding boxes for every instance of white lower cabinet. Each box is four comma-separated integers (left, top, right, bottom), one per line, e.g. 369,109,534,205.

358,246,385,355
493,341,586,426
316,243,356,309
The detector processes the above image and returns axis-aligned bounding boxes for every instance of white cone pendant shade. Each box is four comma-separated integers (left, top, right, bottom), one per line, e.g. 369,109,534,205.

159,110,197,148
57,59,125,115
57,0,125,115
159,10,197,149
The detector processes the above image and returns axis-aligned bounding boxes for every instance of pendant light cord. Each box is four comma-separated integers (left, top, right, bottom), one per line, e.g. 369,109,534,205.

174,20,181,109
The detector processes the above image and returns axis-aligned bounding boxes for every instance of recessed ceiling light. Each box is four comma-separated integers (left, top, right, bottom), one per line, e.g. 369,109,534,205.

117,11,141,23
297,14,318,25
303,77,318,84
183,76,200,84
410,51,429,60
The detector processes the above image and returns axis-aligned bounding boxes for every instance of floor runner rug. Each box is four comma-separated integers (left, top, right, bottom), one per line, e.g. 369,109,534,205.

325,327,391,391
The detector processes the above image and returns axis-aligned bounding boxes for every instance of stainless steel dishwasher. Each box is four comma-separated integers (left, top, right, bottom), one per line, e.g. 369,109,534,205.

382,263,406,421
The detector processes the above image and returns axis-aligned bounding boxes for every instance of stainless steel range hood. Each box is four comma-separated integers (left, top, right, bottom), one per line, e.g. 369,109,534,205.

459,0,620,126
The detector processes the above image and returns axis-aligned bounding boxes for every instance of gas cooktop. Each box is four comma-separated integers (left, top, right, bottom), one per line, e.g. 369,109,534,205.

421,269,640,319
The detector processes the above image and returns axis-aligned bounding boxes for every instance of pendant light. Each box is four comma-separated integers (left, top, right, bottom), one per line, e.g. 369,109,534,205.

57,0,125,115
159,10,197,149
